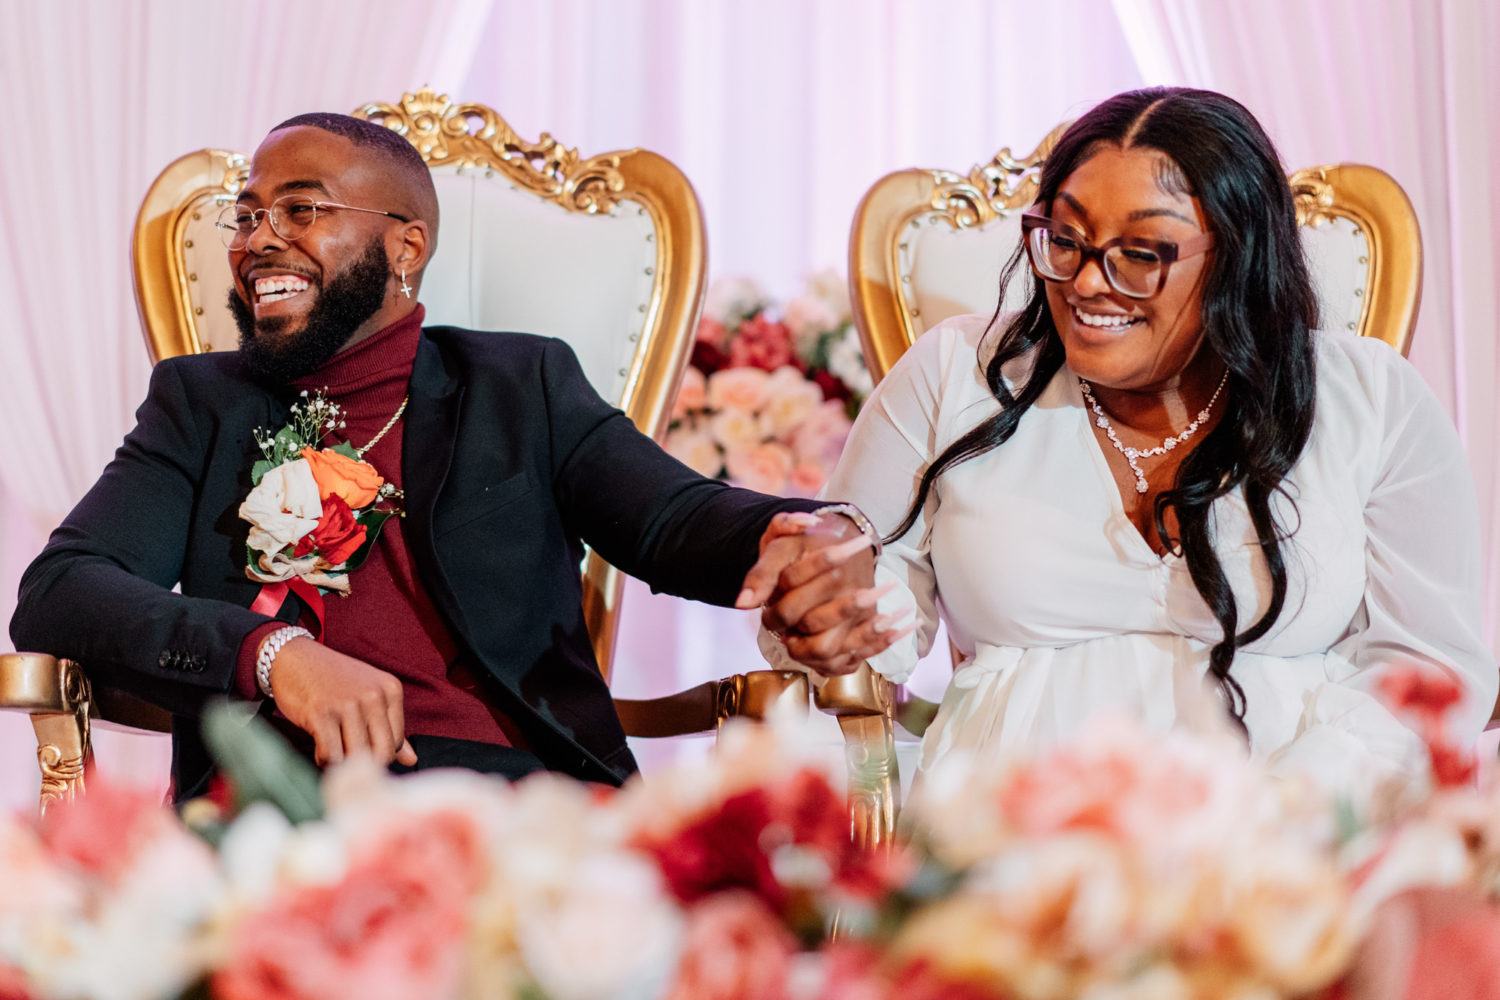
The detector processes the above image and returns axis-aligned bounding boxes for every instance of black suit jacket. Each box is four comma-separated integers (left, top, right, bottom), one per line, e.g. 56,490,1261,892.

10,326,819,797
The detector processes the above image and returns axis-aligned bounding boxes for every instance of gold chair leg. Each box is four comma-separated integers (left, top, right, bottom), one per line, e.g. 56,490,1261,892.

31,708,91,814
836,712,899,851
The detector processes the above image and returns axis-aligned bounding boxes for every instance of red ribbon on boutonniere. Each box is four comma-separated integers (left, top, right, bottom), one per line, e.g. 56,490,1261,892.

239,390,404,635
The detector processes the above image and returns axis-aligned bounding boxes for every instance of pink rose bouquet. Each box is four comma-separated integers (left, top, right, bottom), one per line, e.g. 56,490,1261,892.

4,678,1500,1000
667,273,870,496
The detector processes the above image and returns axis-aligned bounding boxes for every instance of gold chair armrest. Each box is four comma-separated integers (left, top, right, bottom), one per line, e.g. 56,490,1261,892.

614,669,809,738
0,652,89,714
0,653,93,813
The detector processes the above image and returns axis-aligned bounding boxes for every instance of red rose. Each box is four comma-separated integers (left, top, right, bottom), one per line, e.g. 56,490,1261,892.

293,494,367,567
648,789,782,907
691,340,729,375
728,315,798,371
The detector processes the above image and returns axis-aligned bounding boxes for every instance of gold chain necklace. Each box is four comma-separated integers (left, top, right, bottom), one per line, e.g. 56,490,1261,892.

355,396,409,458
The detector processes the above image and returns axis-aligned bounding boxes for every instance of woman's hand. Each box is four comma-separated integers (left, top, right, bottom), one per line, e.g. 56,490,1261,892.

736,510,914,675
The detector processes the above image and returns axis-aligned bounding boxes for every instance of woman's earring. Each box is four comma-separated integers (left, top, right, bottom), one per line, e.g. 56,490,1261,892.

399,267,412,299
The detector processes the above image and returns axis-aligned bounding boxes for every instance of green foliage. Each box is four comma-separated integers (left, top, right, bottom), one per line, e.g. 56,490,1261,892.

200,700,324,825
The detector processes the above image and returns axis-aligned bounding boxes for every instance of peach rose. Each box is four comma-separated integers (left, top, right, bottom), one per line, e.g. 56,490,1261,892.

665,424,725,478
673,366,709,419
726,443,794,495
299,447,384,509
663,893,796,1000
707,367,770,413
786,463,826,497
214,817,470,1000
790,401,852,466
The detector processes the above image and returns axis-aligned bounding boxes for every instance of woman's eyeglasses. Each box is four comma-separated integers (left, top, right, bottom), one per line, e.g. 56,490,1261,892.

1020,212,1214,300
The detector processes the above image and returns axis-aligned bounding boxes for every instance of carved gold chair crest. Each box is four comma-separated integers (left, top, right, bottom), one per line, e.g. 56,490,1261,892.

831,123,1428,815
0,90,826,822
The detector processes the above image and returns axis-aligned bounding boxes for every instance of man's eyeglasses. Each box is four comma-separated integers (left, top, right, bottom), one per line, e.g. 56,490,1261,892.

217,195,410,250
1020,212,1215,300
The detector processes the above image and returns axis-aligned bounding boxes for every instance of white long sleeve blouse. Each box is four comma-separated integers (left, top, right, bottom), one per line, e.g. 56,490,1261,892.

831,312,1496,794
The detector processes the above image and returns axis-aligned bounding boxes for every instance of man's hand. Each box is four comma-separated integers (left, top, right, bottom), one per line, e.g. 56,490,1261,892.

267,638,418,767
735,510,913,676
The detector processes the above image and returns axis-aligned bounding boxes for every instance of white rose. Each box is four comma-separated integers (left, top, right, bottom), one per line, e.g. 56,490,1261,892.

703,276,770,324
239,458,322,556
760,366,823,437
803,267,852,321
709,407,767,453
826,329,873,396
518,851,683,1000
783,295,840,346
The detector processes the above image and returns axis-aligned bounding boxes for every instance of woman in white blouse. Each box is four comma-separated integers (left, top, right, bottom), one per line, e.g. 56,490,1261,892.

812,87,1495,794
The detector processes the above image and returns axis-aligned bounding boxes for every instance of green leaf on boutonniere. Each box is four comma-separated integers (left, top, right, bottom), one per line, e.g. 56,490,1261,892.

330,440,359,460
341,508,397,572
250,459,274,485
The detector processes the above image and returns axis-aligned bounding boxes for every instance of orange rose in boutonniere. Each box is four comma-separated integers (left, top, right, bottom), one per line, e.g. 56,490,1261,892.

300,446,385,508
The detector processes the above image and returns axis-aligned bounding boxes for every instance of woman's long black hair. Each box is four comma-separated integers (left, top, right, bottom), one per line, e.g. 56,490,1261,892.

887,87,1320,728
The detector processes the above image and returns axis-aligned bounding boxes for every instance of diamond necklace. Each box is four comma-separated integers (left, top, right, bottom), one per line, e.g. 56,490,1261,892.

1079,371,1228,494
355,396,409,458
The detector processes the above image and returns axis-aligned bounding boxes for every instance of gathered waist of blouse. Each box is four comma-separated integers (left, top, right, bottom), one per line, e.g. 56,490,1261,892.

947,634,1344,691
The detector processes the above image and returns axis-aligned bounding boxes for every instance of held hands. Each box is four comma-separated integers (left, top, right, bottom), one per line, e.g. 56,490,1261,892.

265,637,418,768
735,509,914,676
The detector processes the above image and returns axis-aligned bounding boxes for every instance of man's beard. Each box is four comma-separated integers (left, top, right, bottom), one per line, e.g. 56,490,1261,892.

230,240,390,385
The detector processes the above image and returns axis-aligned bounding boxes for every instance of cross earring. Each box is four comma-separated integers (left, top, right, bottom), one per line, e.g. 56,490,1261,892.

399,267,412,299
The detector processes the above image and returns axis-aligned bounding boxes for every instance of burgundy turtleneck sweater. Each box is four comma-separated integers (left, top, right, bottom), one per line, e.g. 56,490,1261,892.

236,305,524,750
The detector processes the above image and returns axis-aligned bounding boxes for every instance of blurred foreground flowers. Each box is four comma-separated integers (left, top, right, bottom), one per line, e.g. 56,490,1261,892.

1,665,1497,1000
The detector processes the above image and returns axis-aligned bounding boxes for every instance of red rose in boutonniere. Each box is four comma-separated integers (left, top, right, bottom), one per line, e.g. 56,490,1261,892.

293,494,367,567
238,389,404,596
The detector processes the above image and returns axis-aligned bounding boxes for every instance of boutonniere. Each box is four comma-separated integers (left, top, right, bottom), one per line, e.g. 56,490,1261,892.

238,390,404,595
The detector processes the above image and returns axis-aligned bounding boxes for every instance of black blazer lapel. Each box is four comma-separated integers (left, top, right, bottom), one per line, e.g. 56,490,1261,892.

402,334,465,614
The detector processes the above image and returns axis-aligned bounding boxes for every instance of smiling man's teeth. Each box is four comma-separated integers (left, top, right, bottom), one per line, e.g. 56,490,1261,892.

1073,307,1139,329
253,275,311,303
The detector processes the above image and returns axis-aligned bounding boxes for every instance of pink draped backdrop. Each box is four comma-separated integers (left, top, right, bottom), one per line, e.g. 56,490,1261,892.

1,0,1495,808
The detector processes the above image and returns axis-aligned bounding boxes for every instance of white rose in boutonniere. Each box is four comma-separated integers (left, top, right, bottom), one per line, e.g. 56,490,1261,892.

239,459,321,558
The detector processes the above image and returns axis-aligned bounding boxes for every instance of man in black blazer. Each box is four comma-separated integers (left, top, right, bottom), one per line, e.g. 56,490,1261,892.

9,114,895,801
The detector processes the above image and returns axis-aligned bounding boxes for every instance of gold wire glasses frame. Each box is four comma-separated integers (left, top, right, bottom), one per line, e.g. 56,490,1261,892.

216,195,411,250
1020,212,1215,301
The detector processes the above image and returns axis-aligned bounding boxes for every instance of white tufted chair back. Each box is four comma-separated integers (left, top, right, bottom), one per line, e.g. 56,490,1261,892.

849,123,1421,383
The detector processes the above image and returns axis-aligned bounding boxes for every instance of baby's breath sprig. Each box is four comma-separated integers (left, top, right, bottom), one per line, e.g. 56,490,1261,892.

251,388,349,476
289,388,347,446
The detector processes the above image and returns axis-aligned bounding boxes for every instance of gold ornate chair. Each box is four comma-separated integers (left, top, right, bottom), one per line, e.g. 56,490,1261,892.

0,89,823,819
831,125,1430,803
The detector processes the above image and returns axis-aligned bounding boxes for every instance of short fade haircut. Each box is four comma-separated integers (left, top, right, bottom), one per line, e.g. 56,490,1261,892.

269,112,439,238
